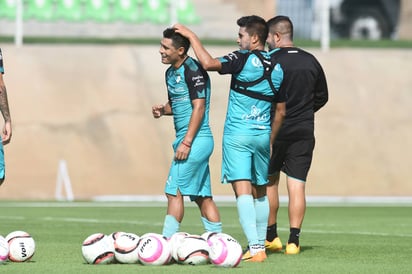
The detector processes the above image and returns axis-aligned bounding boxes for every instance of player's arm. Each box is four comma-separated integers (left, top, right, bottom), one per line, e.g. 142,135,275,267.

152,101,172,118
174,98,205,161
270,101,286,146
313,65,328,112
0,73,12,145
173,24,222,71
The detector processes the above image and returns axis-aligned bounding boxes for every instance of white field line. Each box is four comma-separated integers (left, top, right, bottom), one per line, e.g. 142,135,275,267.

1,215,411,238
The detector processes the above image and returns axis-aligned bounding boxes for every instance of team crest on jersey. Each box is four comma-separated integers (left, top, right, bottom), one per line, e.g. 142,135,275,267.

251,56,263,67
176,74,181,83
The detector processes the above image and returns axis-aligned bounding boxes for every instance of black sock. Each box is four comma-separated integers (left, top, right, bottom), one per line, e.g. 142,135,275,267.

266,223,278,241
288,227,301,246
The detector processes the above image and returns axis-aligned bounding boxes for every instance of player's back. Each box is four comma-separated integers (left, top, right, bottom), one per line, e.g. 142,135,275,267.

270,47,327,140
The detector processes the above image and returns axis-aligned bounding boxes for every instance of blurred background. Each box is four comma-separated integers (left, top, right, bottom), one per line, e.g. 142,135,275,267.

0,0,411,202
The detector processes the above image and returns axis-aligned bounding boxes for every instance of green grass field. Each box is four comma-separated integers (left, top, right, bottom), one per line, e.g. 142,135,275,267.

0,201,411,273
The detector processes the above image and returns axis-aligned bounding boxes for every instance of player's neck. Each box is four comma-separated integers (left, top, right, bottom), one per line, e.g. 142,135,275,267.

173,55,188,69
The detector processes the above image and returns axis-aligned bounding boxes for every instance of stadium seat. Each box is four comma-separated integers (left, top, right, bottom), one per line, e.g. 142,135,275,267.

141,0,170,24
112,0,142,23
176,0,200,25
24,0,56,21
55,0,84,22
83,0,112,22
0,0,17,20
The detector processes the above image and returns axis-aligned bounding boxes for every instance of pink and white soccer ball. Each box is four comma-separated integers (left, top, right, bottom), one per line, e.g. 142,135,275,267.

81,233,115,264
176,235,210,265
5,231,36,262
114,232,140,264
0,235,9,264
168,232,190,262
207,233,242,268
137,233,171,266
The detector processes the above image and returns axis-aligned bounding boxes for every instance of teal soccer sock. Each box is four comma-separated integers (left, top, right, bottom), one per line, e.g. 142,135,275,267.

236,194,259,246
201,216,222,233
162,214,180,239
255,196,269,246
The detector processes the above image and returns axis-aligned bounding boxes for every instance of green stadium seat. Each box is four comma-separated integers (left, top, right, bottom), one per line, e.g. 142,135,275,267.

55,0,84,22
83,0,112,22
0,0,17,20
176,0,200,25
112,0,142,23
141,0,169,24
24,0,56,21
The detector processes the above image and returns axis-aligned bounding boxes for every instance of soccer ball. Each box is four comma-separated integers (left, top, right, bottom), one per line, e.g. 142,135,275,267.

137,233,171,266
81,233,115,264
201,231,218,241
108,231,127,244
168,232,190,262
5,231,36,262
176,235,210,265
114,232,140,264
207,233,242,267
0,236,9,264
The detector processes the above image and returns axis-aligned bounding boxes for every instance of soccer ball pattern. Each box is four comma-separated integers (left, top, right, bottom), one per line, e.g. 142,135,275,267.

5,231,36,262
81,233,115,264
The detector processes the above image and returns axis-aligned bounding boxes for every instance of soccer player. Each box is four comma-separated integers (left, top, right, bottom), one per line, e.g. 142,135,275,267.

0,48,12,186
265,16,329,255
152,28,222,239
174,15,286,262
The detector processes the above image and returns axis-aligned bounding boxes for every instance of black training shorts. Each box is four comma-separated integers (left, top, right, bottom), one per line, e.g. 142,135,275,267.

268,138,315,182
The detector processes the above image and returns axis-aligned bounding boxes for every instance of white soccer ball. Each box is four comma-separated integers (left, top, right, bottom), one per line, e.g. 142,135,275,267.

0,235,9,264
137,233,171,266
108,231,127,244
114,232,140,264
5,231,35,262
81,233,115,264
168,232,190,262
207,233,242,268
176,235,210,265
201,231,218,241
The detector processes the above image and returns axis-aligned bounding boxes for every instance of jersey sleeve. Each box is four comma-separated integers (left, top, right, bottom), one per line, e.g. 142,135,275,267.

313,62,328,112
0,48,4,74
184,61,209,101
217,50,248,75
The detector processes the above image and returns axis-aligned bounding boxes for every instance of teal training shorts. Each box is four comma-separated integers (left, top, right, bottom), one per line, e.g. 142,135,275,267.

165,136,214,201
221,133,270,186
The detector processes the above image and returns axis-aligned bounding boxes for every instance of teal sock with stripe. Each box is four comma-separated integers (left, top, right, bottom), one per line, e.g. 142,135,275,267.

237,194,259,246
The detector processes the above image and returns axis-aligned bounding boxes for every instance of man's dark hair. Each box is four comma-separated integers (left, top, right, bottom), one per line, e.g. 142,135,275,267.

163,28,190,55
237,15,268,45
267,15,294,40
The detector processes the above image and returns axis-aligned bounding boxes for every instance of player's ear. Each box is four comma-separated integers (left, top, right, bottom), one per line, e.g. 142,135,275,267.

178,46,186,57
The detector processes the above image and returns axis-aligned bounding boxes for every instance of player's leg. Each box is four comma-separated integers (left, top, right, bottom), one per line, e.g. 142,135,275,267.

162,191,184,238
194,196,222,233
283,138,314,254
266,139,287,251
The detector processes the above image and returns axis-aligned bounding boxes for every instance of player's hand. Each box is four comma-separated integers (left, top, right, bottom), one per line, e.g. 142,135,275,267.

152,105,164,118
2,121,12,145
174,142,190,161
173,24,193,38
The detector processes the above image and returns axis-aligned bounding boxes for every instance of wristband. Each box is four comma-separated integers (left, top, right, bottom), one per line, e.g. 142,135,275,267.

182,141,191,148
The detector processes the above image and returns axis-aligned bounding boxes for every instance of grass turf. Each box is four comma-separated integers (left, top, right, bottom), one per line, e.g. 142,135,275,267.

0,202,411,273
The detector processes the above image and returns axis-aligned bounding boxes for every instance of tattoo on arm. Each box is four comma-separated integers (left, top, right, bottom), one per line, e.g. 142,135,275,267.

0,84,11,122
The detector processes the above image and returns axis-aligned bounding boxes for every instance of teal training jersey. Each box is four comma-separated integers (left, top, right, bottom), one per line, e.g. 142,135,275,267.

165,56,212,139
218,50,284,136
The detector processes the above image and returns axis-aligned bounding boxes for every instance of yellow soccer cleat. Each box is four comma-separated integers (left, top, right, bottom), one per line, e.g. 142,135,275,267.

265,237,283,252
241,249,251,261
285,243,300,255
243,250,267,262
